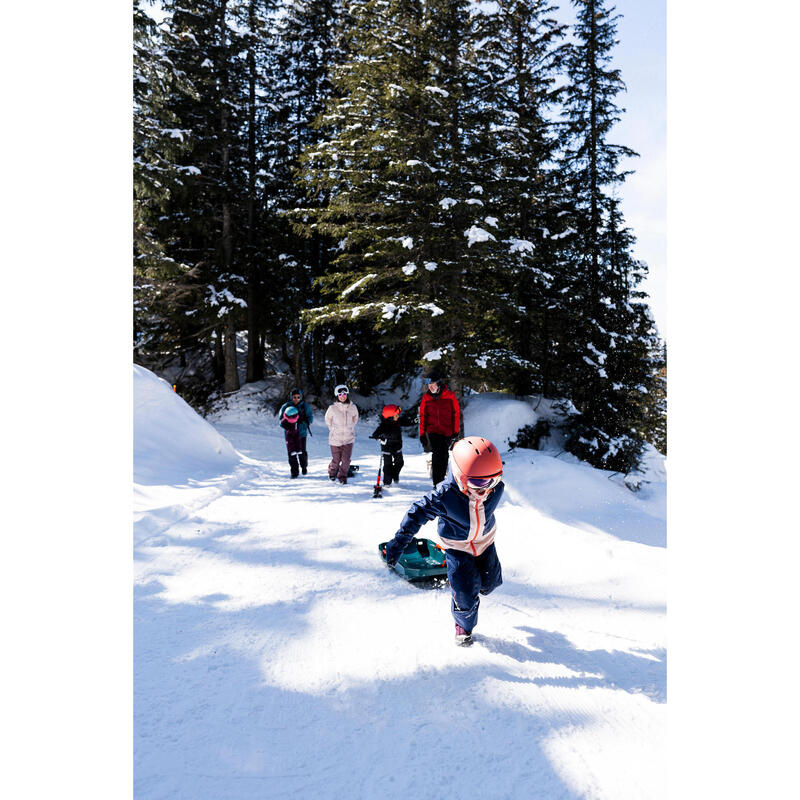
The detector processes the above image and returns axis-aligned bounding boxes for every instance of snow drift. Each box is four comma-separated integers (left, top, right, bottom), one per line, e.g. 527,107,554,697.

462,391,539,448
134,364,239,485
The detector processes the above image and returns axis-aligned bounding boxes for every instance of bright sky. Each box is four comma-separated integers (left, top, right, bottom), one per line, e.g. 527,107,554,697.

558,0,667,338
606,0,666,339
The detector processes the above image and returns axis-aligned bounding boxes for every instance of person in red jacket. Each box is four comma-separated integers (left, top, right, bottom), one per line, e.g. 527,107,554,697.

418,368,461,485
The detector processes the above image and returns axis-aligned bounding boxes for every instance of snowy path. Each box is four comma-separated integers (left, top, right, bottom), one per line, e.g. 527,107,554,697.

135,419,666,800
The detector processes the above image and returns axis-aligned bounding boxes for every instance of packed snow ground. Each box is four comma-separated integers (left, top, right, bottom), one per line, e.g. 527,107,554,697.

134,366,666,800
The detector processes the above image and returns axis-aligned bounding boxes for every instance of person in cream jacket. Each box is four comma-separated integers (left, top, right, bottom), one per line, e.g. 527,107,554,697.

324,383,359,483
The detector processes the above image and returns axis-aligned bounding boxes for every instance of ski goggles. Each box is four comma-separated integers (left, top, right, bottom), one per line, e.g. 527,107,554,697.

466,475,501,490
334,384,349,396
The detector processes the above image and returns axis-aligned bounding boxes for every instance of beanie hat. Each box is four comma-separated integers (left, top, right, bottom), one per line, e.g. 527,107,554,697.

424,368,443,384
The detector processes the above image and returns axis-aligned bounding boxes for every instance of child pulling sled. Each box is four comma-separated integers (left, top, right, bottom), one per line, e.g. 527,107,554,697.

383,437,505,646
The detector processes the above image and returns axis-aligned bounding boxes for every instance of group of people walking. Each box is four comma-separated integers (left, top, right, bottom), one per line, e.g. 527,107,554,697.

278,368,461,488
277,367,505,648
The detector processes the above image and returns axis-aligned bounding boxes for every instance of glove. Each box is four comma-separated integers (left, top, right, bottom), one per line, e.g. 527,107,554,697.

378,436,387,446
421,434,431,453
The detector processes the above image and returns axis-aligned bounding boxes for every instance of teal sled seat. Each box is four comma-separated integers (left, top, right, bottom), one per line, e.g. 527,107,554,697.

379,537,448,581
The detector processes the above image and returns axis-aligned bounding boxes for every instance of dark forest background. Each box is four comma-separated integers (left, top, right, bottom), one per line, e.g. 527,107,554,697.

134,0,666,471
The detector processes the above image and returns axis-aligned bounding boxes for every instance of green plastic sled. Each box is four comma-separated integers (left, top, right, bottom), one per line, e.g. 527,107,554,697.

378,537,448,581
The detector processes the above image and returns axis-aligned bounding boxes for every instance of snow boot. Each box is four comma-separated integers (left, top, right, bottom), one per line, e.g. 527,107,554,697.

338,477,347,485
329,475,336,481
454,624,473,647
302,467,307,475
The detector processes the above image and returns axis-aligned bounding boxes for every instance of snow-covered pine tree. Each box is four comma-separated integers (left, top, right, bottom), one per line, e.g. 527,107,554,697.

147,0,252,392
230,0,274,383
134,0,200,366
294,0,508,393
643,339,667,456
558,0,655,471
589,198,662,466
265,0,347,391
470,0,573,396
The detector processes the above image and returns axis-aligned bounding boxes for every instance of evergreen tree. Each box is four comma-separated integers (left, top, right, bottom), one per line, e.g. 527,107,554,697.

134,0,199,364
144,0,252,392
230,0,274,383
294,0,509,394
558,0,658,471
643,340,667,455
472,0,572,396
266,0,347,391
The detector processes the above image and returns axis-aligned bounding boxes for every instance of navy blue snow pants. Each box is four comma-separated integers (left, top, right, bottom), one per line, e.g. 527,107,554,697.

445,543,503,633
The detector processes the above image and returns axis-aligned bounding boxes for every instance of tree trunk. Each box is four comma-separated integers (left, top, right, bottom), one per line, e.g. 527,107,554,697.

224,317,240,393
246,283,263,382
218,0,238,394
213,330,225,384
588,0,600,312
448,346,464,436
293,325,303,386
542,308,551,397
245,0,263,383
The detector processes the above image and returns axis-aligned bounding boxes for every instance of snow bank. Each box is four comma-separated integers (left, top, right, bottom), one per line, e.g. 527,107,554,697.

463,392,538,450
134,365,239,485
637,443,667,482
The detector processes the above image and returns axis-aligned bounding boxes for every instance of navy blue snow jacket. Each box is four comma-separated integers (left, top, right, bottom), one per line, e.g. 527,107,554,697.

385,473,505,563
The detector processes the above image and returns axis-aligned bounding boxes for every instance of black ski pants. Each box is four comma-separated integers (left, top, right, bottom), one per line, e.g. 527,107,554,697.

381,450,404,484
288,436,308,477
428,433,451,486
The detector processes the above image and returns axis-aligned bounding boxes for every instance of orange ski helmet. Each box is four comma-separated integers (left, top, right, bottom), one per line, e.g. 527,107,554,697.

450,437,503,494
381,404,402,419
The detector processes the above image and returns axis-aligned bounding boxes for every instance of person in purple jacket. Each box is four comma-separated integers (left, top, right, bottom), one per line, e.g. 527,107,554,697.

383,437,505,646
280,405,304,479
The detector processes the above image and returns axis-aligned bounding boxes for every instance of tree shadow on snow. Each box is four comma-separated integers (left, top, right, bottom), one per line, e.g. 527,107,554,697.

478,626,666,703
135,592,588,800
